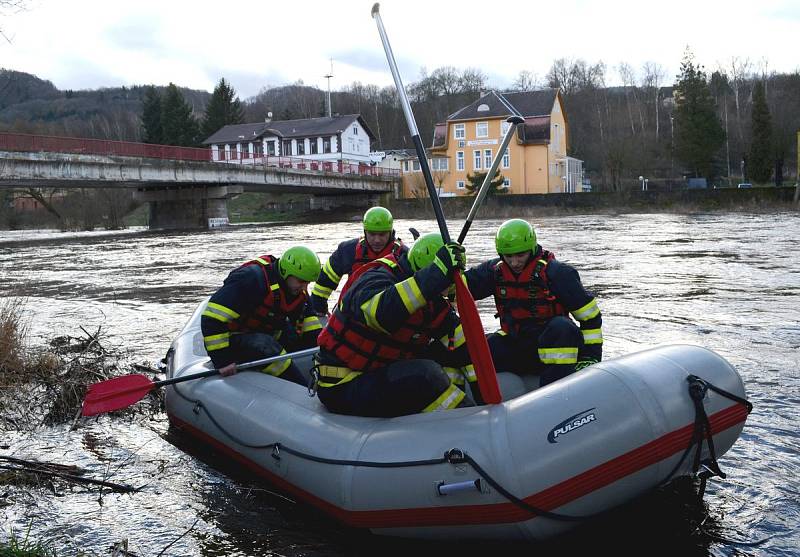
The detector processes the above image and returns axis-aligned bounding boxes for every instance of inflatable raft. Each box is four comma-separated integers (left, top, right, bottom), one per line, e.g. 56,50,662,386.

165,302,750,541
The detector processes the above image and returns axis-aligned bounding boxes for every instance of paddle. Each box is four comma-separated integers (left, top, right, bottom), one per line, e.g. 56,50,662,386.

372,4,502,404
457,116,524,244
81,347,320,416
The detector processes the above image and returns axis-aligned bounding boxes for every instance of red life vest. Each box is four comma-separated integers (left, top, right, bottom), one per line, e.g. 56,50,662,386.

227,255,307,335
342,238,404,290
494,249,567,335
318,255,451,371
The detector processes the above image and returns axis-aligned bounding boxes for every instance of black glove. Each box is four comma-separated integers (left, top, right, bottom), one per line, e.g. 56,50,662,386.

433,242,466,279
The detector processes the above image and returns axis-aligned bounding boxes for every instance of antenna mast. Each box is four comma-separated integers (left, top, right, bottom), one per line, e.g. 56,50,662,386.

324,59,334,118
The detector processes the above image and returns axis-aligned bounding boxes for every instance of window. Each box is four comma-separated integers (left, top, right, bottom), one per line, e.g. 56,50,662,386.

484,149,492,169
309,138,318,155
266,141,275,156
502,148,510,168
501,121,511,136
431,158,449,171
229,144,237,159
456,151,464,171
282,139,292,156
296,139,305,156
473,150,481,170
476,122,488,138
353,126,359,135
454,123,465,139
503,178,511,188
323,137,331,153
403,161,409,172
456,180,465,189
412,160,420,171
553,124,561,152
253,143,263,157
241,143,249,157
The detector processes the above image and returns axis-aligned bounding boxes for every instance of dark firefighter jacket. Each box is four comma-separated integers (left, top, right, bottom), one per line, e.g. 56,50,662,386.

200,256,322,368
464,248,603,363
311,237,407,314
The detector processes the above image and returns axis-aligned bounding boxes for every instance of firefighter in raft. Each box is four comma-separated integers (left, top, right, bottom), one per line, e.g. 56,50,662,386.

314,233,480,417
310,206,407,316
465,219,602,386
201,246,323,385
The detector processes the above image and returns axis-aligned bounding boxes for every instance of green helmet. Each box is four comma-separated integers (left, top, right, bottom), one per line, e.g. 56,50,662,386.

495,219,536,255
278,246,321,282
363,206,393,233
407,233,444,272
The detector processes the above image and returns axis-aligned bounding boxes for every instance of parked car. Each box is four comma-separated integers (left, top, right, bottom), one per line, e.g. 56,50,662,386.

737,183,753,189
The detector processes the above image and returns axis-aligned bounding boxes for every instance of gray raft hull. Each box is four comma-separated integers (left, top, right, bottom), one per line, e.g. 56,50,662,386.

165,302,748,541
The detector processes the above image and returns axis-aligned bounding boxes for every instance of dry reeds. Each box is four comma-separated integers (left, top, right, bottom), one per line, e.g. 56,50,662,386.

0,299,159,431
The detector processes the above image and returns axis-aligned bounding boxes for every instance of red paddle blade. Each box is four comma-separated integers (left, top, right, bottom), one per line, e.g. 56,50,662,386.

454,272,502,404
81,374,155,416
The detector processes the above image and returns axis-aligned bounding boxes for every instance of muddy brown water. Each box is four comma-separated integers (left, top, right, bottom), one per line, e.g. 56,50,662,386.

1,212,798,556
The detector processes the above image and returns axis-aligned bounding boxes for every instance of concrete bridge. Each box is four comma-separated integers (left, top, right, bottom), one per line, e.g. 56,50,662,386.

0,137,400,229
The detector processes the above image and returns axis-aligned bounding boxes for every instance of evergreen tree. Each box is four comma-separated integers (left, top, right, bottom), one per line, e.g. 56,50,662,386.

161,83,200,147
673,50,726,179
465,171,508,195
748,80,772,183
141,85,163,144
201,78,244,140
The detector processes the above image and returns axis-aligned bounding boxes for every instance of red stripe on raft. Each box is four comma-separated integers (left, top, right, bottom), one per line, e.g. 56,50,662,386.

168,402,748,528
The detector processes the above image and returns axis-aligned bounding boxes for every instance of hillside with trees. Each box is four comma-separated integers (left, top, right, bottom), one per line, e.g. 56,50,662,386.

2,53,799,192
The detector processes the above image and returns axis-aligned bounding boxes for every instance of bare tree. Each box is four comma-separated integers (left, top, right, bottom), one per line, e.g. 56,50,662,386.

511,70,539,91
727,56,752,145
641,62,665,140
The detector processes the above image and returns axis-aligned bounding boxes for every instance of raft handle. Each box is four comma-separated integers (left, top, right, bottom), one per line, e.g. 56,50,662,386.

437,479,482,496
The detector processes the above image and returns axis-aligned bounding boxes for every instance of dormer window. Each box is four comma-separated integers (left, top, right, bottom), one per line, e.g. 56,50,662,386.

477,104,490,112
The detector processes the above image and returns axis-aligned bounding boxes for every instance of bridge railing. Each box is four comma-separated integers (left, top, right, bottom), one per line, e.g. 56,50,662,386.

215,152,401,178
0,131,401,178
0,131,213,162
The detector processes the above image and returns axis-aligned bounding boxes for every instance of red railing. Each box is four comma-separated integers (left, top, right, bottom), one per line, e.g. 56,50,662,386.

215,152,401,178
0,131,212,161
0,131,401,178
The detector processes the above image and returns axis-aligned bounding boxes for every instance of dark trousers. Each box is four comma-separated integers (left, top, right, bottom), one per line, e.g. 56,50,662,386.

317,358,471,417
488,316,583,387
230,328,316,387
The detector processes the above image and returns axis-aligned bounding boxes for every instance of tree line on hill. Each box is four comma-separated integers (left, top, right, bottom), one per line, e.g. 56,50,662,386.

1,49,799,194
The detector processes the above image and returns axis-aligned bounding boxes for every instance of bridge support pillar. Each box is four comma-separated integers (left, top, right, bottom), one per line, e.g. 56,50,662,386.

134,185,243,230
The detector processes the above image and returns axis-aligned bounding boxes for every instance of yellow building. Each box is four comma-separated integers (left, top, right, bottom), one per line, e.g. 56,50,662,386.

401,89,584,198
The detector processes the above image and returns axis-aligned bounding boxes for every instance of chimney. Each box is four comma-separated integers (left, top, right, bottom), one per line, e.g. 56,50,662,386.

265,111,273,124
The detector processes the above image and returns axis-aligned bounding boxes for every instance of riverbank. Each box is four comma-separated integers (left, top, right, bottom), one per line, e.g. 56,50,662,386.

386,186,799,220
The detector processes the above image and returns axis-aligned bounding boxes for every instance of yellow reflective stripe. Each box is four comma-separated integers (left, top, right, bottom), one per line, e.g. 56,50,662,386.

322,260,341,283
433,256,447,275
203,332,230,351
202,302,240,323
254,257,270,265
422,384,465,412
538,347,579,364
360,293,390,334
496,329,508,336
395,277,426,314
440,324,465,349
582,328,603,345
462,364,477,383
311,283,334,298
270,283,280,291
301,315,323,333
262,350,291,376
572,298,600,321
443,367,465,385
376,257,397,268
316,365,363,387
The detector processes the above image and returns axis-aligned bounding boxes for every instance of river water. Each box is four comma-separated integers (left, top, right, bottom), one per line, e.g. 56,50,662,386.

1,212,798,556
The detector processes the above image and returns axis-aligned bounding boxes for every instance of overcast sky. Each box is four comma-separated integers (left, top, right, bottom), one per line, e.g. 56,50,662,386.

1,0,798,100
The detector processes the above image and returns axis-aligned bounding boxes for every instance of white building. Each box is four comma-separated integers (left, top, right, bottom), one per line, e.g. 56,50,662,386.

203,114,375,166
